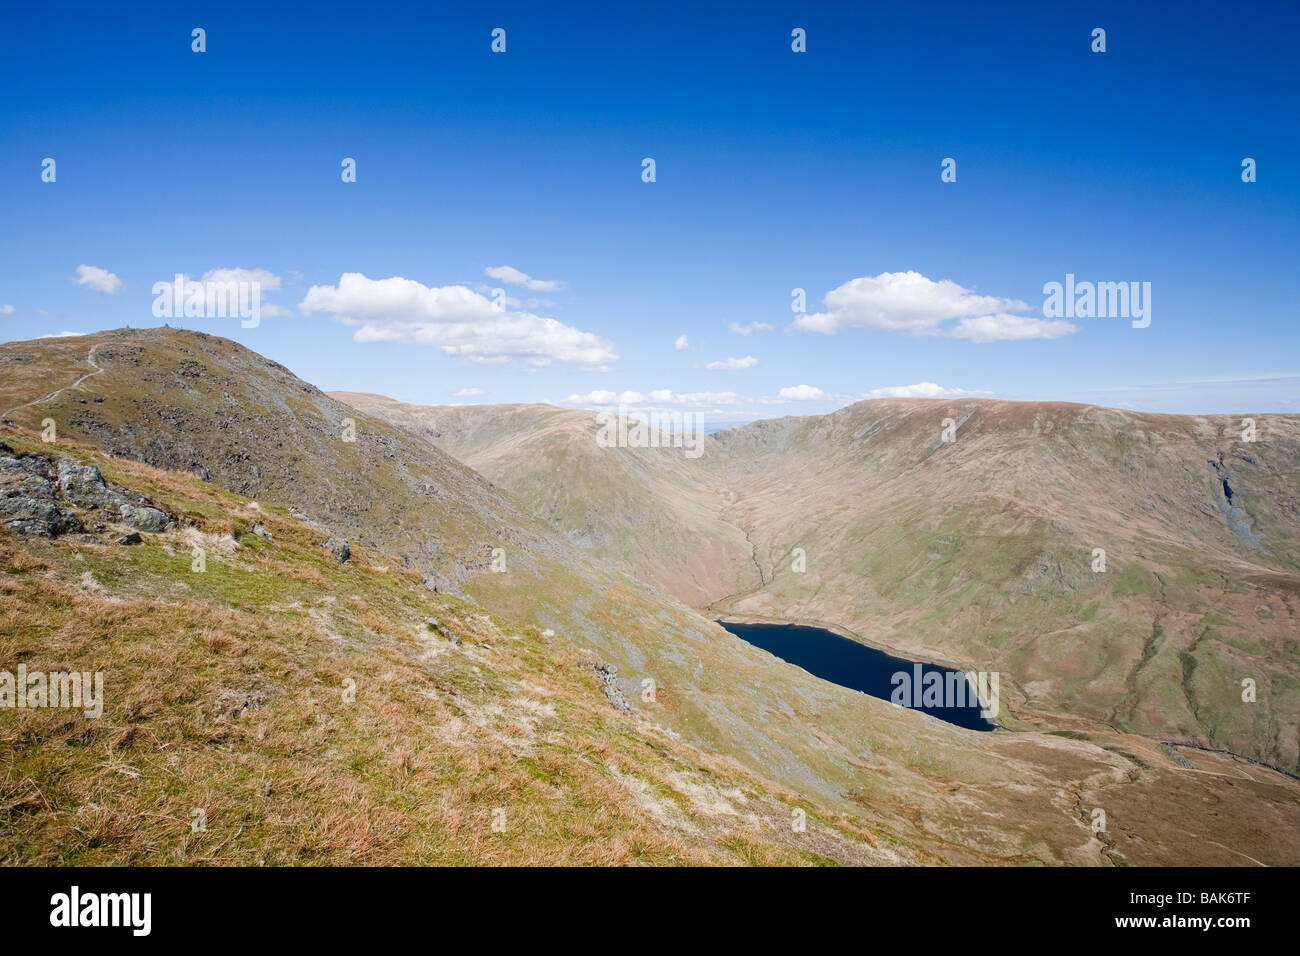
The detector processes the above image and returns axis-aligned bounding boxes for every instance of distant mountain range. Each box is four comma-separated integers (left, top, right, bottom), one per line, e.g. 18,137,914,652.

1,327,1296,866
339,391,1300,775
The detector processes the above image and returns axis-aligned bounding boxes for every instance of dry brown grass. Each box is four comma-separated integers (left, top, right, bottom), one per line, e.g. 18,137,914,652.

0,448,886,866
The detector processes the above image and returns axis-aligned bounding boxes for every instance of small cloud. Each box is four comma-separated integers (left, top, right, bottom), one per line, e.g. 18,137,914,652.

775,385,826,401
72,264,123,294
791,270,1073,344
706,355,759,371
299,273,616,369
0,304,14,316
452,387,485,397
947,313,1077,343
484,265,565,292
564,389,738,407
865,382,991,399
566,389,644,405
199,267,282,292
674,334,689,351
38,331,87,339
729,321,773,336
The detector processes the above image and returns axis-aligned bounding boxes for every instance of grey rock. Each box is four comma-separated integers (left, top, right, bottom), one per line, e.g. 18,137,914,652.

1,497,60,522
1,455,54,479
21,475,54,497
119,504,169,532
57,461,108,504
594,663,631,713
0,496,82,536
251,522,273,540
323,537,350,562
116,532,143,546
2,474,55,500
6,519,54,537
424,617,460,644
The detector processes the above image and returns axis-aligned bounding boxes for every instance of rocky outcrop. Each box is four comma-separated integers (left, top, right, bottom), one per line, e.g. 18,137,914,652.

424,617,460,644
119,504,170,532
593,662,631,713
2,455,82,536
56,461,110,505
1,451,172,540
323,537,350,562
0,495,82,537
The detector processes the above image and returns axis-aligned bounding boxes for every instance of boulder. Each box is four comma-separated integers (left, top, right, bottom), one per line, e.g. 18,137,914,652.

6,519,55,537
56,461,108,504
593,663,631,713
424,617,460,644
119,504,169,533
323,537,350,562
0,455,54,479
17,475,54,497
0,496,82,537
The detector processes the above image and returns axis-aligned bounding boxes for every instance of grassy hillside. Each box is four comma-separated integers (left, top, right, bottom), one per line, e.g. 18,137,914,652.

3,330,1298,866
342,393,1300,776
712,400,1300,775
0,431,908,864
331,395,757,606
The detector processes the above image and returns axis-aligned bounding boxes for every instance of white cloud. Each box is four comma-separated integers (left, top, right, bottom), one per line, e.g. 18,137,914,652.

864,382,990,399
299,273,617,369
452,387,485,397
947,313,1077,343
476,285,522,308
199,267,282,292
775,385,827,401
791,270,1072,343
655,391,739,406
566,390,643,405
0,304,14,316
484,265,565,292
729,321,773,335
706,355,759,370
564,389,738,407
72,265,122,294
674,334,689,351
38,331,86,338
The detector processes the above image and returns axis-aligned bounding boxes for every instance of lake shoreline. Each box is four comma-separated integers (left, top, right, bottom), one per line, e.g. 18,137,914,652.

712,611,974,674
716,617,1000,732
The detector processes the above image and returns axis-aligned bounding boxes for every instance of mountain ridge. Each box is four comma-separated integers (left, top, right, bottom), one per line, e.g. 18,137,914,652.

2,327,1297,865
338,390,1300,775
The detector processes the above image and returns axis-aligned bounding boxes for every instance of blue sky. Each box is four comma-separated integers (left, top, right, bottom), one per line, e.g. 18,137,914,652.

2,0,1297,421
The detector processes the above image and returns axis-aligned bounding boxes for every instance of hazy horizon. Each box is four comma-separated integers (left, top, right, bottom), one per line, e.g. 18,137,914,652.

9,324,1299,423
